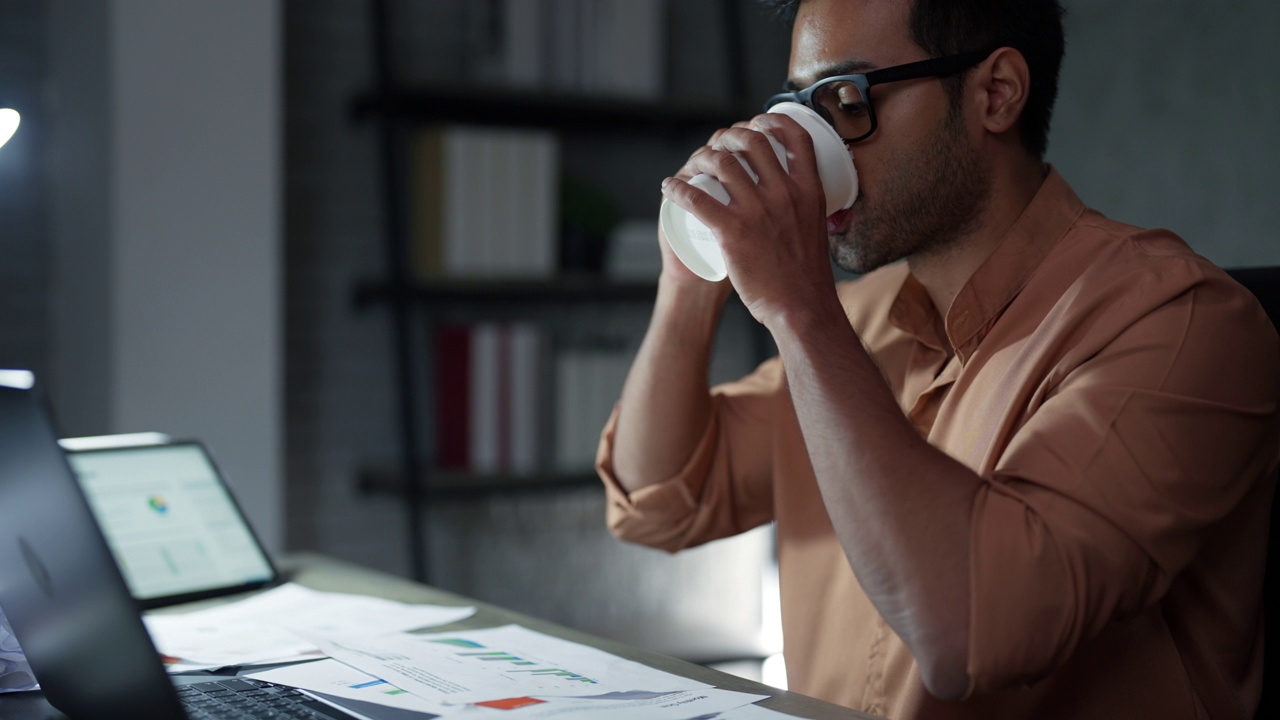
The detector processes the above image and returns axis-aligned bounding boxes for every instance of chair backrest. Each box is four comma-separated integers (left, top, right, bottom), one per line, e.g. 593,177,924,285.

1225,267,1280,719
1230,267,1280,331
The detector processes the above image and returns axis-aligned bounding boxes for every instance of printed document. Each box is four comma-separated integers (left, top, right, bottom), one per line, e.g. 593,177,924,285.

433,688,771,719
305,624,711,707
249,659,449,715
250,653,770,720
145,583,476,667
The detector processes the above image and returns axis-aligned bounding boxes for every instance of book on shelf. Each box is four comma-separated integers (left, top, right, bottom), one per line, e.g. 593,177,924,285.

434,323,473,470
470,0,666,100
507,323,544,475
605,219,662,280
434,322,549,476
553,345,631,473
589,0,666,99
433,324,631,477
410,126,560,280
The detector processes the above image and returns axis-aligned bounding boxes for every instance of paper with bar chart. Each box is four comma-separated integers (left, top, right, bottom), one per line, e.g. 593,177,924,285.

250,661,773,720
447,688,772,720
248,658,448,715
304,624,711,707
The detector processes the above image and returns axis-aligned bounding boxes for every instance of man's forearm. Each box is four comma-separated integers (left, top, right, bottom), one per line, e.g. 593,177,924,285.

769,299,981,701
611,278,729,493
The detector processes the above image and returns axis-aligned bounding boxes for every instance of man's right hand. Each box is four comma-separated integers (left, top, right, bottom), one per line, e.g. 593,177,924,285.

655,124,750,299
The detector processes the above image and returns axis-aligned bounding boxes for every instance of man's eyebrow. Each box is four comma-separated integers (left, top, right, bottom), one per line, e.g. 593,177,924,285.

784,58,878,91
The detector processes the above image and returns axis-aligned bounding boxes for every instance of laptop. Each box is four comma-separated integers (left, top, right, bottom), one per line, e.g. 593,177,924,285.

61,440,277,609
0,381,364,719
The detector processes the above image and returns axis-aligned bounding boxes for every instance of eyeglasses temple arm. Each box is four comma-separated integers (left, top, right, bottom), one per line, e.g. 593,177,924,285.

865,48,996,86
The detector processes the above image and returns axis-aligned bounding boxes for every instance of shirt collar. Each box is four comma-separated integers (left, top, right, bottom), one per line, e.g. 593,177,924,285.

888,166,1087,362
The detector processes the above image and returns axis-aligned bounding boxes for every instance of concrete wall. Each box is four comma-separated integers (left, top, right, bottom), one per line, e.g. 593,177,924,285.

108,0,284,552
46,0,112,435
1048,0,1280,267
41,0,285,551
0,1,50,382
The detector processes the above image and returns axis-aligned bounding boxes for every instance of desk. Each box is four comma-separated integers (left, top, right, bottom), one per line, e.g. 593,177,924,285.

1,553,875,720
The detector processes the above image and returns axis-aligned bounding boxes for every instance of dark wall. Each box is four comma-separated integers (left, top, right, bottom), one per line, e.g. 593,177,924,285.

0,1,49,382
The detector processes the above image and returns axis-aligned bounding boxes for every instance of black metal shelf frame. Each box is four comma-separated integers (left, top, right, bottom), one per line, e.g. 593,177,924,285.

352,276,659,310
350,86,746,136
358,467,601,503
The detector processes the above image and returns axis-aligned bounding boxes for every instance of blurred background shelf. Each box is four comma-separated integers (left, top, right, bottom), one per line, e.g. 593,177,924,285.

352,276,659,309
350,85,746,135
358,465,601,501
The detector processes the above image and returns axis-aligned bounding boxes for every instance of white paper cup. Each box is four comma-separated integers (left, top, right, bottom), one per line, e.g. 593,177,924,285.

660,101,859,281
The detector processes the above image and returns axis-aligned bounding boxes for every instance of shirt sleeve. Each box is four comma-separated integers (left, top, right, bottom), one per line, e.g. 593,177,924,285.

965,264,1280,692
596,357,784,553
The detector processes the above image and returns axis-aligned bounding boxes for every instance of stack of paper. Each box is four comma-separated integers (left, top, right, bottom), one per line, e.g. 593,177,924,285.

151,587,804,718
250,624,793,719
144,583,476,670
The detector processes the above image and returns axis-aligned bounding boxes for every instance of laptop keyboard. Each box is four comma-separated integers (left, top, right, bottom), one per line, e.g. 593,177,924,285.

176,678,355,720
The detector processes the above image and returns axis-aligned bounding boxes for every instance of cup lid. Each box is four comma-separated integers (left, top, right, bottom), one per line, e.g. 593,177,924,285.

660,195,728,281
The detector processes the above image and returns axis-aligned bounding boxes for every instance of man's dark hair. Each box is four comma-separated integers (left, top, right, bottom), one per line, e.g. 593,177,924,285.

760,0,1066,158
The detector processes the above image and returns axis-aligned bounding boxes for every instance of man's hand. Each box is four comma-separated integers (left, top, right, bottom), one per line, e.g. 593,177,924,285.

657,123,750,299
659,113,839,329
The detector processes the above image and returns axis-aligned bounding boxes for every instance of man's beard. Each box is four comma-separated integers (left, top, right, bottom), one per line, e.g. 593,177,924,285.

830,106,991,275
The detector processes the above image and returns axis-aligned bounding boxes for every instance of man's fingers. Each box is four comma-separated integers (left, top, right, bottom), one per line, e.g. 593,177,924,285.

749,114,822,194
660,175,733,232
675,121,756,181
711,126,790,186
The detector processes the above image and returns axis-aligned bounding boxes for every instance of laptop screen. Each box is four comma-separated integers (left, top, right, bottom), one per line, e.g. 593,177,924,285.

64,442,275,606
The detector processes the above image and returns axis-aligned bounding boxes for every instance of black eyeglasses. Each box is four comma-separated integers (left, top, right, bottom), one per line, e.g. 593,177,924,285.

764,48,995,144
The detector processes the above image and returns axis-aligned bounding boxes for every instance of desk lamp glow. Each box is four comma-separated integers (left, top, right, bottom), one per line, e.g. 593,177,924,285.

0,108,20,150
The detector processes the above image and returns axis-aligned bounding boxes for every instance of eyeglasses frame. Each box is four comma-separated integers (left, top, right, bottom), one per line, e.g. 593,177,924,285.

764,48,998,145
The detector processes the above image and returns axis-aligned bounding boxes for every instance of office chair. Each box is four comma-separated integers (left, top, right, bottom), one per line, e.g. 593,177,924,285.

1225,267,1280,719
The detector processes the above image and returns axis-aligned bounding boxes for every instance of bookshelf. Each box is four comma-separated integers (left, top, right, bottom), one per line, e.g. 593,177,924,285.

355,0,758,582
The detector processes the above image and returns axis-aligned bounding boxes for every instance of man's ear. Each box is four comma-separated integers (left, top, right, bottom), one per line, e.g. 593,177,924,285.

973,47,1030,138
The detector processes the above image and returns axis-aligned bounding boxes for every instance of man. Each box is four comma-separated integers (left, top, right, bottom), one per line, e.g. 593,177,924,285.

595,0,1280,718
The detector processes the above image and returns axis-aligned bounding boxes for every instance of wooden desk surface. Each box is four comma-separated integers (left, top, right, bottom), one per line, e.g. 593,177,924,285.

1,552,876,720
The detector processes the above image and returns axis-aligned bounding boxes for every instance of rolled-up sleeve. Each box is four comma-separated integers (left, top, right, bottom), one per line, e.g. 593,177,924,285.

597,358,784,553
966,267,1280,692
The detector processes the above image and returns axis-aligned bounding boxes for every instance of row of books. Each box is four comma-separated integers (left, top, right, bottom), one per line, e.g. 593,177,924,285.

433,323,631,475
553,345,632,473
410,126,559,279
470,0,667,99
409,126,667,281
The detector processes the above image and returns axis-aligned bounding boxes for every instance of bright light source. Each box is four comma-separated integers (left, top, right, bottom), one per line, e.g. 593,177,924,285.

0,108,20,149
762,653,789,690
58,432,173,451
0,369,36,389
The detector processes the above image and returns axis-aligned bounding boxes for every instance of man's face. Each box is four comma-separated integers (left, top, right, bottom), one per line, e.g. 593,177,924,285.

789,0,991,274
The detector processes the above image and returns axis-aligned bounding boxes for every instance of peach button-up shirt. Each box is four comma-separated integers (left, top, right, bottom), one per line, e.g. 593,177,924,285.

598,170,1280,719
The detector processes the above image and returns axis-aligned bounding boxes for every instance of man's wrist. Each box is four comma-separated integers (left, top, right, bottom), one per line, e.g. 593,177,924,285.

761,288,848,345
653,274,732,340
